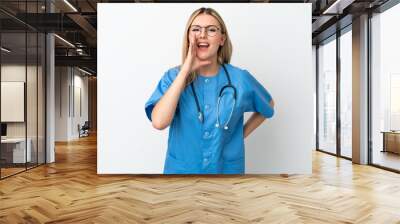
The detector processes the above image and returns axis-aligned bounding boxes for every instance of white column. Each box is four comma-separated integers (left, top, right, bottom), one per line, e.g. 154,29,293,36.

45,1,56,163
352,14,369,164
46,33,55,163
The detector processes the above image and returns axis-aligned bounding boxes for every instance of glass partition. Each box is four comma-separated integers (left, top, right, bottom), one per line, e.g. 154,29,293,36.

0,31,28,177
318,36,337,155
0,1,46,179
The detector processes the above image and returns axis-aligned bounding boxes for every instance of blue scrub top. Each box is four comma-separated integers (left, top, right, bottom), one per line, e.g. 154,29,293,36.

145,63,274,174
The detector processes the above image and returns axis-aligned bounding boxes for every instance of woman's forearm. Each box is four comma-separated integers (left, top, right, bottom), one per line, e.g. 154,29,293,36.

151,69,190,130
243,112,266,138
244,99,274,138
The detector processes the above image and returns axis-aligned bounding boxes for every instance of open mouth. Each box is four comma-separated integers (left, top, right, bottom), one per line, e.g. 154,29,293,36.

197,43,209,50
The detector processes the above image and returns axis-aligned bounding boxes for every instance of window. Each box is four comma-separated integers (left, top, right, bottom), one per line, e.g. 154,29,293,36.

318,37,337,154
340,29,352,158
371,3,400,171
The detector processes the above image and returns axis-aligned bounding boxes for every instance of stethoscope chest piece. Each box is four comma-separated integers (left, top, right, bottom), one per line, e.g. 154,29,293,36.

198,112,204,123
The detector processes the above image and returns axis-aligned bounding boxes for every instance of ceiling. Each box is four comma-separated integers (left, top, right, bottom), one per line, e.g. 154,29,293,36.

0,0,394,75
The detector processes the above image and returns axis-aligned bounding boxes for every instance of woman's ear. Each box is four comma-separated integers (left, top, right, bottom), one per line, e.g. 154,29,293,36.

220,34,226,46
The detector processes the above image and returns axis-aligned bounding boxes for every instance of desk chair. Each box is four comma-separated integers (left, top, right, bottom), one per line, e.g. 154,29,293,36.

78,121,90,138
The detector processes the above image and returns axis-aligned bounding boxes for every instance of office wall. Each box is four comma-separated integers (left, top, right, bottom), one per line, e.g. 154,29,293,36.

98,3,313,174
73,72,89,137
88,77,97,132
1,65,42,138
313,45,317,140
55,67,68,141
55,67,89,141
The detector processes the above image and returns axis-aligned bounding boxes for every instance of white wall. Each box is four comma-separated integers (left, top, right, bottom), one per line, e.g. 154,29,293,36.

98,3,313,174
55,66,69,141
72,72,89,138
312,45,317,144
55,67,89,141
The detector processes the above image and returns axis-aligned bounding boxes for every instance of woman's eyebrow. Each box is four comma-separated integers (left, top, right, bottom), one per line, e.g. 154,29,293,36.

191,24,219,27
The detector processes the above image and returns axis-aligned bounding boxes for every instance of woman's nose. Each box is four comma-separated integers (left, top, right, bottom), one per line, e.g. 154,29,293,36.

199,29,207,38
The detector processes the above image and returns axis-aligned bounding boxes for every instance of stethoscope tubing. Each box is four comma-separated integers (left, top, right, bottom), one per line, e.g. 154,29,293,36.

190,64,237,130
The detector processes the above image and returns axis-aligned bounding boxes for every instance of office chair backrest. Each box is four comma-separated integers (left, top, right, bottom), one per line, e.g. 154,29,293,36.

82,121,90,129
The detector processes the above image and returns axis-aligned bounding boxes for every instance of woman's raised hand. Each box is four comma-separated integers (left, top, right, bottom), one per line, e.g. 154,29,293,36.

151,35,211,130
181,34,211,74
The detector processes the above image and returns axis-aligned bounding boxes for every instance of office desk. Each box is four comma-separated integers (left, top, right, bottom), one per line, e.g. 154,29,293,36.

1,138,32,163
381,131,400,154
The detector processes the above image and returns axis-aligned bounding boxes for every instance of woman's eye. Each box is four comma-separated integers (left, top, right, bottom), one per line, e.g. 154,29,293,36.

191,28,200,32
208,28,217,33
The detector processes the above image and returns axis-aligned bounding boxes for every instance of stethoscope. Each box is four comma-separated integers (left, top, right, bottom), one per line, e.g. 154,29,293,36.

190,64,237,130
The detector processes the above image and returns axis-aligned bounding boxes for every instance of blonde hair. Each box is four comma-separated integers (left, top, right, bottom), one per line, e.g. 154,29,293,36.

182,7,233,84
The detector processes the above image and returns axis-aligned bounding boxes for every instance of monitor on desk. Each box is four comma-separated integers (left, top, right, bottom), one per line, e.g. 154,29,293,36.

1,123,7,138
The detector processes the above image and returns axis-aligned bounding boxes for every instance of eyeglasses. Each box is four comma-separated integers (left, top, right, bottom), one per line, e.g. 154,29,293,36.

189,25,221,37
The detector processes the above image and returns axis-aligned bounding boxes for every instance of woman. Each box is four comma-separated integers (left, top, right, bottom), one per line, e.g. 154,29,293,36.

145,7,275,174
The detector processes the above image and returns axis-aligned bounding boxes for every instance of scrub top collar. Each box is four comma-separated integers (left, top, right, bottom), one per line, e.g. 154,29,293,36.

196,64,223,79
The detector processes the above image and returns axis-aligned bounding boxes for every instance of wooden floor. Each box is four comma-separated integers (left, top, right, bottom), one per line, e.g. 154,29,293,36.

1,135,400,223
373,150,400,171
0,167,26,178
1,163,45,178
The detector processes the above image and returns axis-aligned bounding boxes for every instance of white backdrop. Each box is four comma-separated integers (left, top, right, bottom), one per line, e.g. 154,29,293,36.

98,3,313,174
